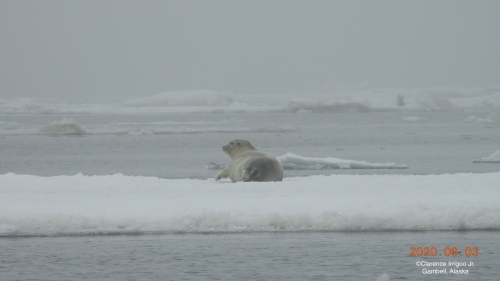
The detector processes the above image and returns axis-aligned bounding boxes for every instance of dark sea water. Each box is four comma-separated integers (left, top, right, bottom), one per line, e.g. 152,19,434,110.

1,111,499,280
1,232,498,281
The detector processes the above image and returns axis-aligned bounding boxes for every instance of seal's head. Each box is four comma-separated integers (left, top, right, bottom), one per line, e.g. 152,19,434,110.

222,139,256,158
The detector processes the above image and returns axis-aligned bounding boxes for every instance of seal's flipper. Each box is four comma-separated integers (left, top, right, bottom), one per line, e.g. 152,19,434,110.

250,169,259,179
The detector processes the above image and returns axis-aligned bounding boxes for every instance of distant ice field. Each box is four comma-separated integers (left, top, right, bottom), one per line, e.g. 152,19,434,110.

2,87,500,114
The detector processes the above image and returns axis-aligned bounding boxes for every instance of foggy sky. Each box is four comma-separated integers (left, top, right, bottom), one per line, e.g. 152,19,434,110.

1,0,499,101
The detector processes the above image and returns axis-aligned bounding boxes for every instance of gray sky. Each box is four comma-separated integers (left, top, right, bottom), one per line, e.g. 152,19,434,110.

1,0,499,101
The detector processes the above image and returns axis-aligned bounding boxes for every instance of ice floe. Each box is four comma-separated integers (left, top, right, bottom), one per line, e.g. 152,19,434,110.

463,115,497,124
1,118,297,136
38,118,86,135
473,150,500,163
276,153,408,170
204,162,226,170
1,172,498,236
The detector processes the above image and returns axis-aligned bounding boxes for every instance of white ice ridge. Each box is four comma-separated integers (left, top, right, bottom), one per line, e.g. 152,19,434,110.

473,150,500,163
277,153,408,170
2,172,499,236
1,86,500,114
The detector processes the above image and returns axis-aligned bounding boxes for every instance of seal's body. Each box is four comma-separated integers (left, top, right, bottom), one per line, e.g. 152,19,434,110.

215,139,283,182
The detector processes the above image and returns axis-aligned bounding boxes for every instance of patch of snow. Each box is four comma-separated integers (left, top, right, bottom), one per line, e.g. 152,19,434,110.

473,150,500,163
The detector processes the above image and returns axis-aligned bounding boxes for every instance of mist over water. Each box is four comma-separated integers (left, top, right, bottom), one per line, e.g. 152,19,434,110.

1,1,500,102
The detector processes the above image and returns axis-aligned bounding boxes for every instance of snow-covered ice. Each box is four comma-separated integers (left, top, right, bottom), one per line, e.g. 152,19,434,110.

1,172,498,236
1,86,500,114
277,153,408,170
38,118,86,135
204,162,226,170
473,150,500,163
463,115,497,124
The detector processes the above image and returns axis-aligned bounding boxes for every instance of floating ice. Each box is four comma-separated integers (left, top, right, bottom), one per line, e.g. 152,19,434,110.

38,118,86,135
1,172,498,236
375,273,391,281
126,128,153,135
473,150,500,163
2,119,296,136
277,153,408,170
414,93,456,111
205,162,226,170
463,115,497,124
402,116,429,122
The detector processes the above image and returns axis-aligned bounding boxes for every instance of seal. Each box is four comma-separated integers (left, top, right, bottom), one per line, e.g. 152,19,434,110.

215,139,283,182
